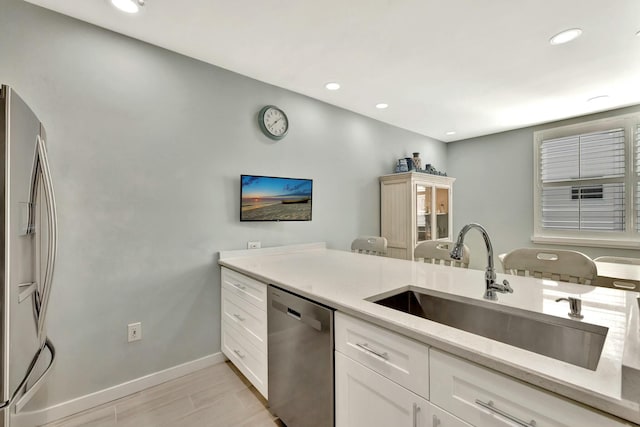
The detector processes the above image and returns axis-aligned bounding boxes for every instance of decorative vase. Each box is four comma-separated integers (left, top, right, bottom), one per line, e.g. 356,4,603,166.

412,152,422,171
405,157,414,171
394,161,401,173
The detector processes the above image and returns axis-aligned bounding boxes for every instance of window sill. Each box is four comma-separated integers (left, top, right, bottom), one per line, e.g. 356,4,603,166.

531,235,640,249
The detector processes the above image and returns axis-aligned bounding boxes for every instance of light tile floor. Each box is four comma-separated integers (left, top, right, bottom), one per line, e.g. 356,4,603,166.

42,362,283,427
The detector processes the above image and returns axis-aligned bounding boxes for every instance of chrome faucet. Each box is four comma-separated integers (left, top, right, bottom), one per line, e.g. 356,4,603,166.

450,223,513,301
556,297,584,319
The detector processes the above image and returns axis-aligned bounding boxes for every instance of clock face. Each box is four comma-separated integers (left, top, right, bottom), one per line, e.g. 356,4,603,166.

259,106,289,140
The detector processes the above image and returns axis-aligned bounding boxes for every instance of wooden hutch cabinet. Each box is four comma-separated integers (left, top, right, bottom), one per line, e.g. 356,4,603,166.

379,172,455,260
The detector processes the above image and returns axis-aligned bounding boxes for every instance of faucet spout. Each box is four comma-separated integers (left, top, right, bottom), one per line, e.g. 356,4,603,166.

450,223,512,301
556,297,584,319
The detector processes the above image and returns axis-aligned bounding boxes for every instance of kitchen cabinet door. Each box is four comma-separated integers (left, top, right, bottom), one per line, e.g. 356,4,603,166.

336,351,468,427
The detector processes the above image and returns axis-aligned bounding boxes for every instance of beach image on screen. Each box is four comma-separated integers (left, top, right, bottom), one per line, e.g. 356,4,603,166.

241,176,312,221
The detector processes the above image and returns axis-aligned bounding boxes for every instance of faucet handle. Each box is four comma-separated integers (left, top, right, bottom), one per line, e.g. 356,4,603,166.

555,297,583,319
502,280,513,293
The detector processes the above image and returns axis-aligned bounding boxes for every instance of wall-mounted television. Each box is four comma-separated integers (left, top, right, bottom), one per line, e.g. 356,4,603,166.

241,175,313,221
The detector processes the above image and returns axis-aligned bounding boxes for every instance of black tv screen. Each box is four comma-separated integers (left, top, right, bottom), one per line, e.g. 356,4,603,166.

240,175,313,221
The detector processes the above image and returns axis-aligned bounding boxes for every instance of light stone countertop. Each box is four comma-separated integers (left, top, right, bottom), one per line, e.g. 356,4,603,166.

218,243,640,425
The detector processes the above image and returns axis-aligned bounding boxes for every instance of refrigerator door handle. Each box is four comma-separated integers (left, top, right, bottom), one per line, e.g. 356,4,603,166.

33,134,57,346
13,339,56,413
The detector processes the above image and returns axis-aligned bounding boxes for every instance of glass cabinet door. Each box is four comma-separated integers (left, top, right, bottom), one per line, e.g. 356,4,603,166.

416,184,432,243
435,187,450,239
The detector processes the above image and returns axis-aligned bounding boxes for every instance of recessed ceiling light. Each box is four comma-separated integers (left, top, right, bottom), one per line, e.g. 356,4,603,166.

587,95,610,103
111,0,144,13
445,131,456,136
636,30,640,37
376,103,388,109
549,28,582,45
325,82,340,91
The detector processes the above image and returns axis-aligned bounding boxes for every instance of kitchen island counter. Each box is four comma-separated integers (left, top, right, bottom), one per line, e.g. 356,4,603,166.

219,243,640,424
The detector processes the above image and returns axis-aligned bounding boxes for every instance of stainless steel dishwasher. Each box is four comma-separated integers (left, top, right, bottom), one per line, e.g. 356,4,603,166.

268,285,334,427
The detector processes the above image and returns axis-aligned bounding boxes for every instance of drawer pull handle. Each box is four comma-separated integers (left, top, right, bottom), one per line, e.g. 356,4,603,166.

613,281,636,290
233,283,247,291
432,414,440,426
475,399,536,427
355,343,389,361
233,349,246,359
233,313,246,322
412,403,421,427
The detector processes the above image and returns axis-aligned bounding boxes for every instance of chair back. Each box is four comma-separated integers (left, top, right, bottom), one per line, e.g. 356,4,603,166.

502,248,596,285
351,236,387,256
414,241,469,268
593,256,640,265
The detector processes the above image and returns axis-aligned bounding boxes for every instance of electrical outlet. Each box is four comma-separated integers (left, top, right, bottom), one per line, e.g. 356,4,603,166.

128,322,142,342
247,241,261,249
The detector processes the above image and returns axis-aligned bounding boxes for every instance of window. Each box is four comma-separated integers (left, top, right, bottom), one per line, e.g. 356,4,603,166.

533,113,640,248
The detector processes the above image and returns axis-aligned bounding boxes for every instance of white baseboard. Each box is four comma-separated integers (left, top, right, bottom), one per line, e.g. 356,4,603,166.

13,352,226,427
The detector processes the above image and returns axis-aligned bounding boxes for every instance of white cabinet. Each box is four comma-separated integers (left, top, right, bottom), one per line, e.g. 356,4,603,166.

336,352,469,427
335,312,631,427
335,313,470,427
220,267,268,398
380,172,455,260
430,349,629,427
335,312,429,399
336,350,422,427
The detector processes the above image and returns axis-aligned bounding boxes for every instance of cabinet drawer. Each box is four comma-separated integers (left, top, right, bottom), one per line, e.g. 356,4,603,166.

335,312,429,399
221,267,267,311
222,320,267,399
221,289,267,354
430,349,629,427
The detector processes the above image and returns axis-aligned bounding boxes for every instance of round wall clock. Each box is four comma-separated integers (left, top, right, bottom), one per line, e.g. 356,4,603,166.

258,105,289,140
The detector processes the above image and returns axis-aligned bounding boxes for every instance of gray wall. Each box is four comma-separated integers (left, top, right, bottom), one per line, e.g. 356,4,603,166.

448,105,640,271
0,0,447,409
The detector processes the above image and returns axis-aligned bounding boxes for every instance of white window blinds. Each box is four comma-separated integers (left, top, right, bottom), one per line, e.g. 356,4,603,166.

540,128,626,231
540,129,625,182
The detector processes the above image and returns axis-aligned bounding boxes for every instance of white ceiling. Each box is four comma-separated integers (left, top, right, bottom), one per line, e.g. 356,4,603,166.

24,0,640,142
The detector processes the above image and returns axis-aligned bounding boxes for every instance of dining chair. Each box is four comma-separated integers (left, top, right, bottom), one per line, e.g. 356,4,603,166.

593,256,640,265
414,241,470,268
502,248,597,285
351,236,388,256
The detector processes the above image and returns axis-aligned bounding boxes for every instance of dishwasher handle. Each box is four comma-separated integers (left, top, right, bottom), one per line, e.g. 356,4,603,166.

287,307,302,320
271,299,324,332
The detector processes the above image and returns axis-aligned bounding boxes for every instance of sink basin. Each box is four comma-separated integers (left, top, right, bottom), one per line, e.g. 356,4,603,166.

368,287,608,371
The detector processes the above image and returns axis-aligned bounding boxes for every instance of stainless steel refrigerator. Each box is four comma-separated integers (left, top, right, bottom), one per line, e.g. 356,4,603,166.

0,85,57,426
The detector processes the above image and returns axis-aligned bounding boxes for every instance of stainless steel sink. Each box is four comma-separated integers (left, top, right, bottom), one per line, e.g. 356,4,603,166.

368,287,608,370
